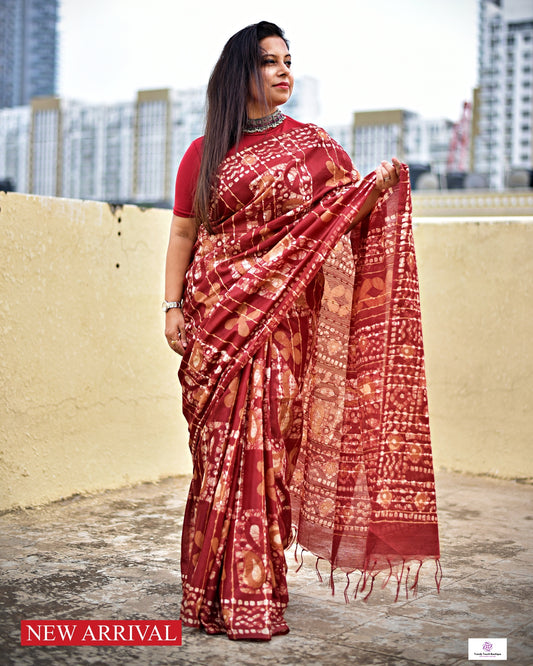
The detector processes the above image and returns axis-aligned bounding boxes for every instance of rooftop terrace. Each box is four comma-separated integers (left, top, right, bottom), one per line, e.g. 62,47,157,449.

1,471,532,665
0,191,532,664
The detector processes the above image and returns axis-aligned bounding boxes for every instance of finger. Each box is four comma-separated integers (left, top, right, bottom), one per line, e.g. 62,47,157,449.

391,157,401,177
173,341,186,356
168,337,186,356
386,161,400,183
381,161,395,185
177,324,188,350
375,165,384,189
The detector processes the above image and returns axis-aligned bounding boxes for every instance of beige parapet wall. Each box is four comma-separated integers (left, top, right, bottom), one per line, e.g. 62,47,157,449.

0,192,191,511
412,190,533,217
415,215,532,482
0,192,532,510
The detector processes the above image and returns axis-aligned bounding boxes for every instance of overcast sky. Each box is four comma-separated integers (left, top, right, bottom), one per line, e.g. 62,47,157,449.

58,0,478,125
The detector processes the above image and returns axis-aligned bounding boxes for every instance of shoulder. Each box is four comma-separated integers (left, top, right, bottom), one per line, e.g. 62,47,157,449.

281,115,307,131
182,136,204,162
281,116,327,140
283,119,358,178
177,136,204,176
190,136,204,151
282,116,335,144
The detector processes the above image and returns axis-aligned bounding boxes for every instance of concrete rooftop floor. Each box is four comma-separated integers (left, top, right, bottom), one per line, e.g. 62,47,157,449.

0,471,532,665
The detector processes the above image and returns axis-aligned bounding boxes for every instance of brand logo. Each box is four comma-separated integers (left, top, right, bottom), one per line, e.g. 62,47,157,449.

468,638,507,661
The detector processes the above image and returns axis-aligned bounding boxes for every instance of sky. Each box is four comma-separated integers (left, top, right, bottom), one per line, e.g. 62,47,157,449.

58,0,479,126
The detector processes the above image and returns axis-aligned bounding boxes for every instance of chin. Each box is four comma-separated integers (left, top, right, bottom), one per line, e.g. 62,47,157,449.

274,92,291,106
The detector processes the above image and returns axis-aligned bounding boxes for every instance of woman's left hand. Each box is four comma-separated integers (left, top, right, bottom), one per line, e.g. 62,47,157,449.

374,157,401,192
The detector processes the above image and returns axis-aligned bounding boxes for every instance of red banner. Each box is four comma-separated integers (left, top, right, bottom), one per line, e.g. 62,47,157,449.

21,620,182,646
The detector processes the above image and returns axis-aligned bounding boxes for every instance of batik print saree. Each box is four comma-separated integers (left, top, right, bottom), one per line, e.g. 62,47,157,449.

177,124,440,640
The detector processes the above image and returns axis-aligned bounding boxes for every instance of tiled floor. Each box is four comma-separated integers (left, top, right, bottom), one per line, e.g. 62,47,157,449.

1,471,531,665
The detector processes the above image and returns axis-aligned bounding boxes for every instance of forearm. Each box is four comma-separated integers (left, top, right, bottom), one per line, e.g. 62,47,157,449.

346,158,402,232
346,187,381,231
165,238,194,302
164,215,197,302
164,215,196,355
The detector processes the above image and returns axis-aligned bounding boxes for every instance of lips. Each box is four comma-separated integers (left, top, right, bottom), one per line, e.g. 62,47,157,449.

274,83,290,89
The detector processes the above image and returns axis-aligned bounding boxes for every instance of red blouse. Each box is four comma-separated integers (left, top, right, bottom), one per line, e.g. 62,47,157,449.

173,115,305,217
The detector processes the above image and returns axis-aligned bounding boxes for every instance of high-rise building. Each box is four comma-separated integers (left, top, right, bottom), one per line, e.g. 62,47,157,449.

23,89,203,204
352,110,453,186
30,96,61,196
0,0,59,109
0,104,30,192
474,0,533,188
60,100,134,202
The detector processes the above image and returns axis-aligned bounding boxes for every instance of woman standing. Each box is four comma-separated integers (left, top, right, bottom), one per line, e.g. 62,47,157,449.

164,21,440,641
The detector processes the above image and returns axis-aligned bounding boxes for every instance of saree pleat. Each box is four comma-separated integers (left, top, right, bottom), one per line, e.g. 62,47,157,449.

177,124,440,639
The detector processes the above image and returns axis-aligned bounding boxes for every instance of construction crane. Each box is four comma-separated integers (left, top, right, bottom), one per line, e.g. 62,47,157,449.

447,101,472,173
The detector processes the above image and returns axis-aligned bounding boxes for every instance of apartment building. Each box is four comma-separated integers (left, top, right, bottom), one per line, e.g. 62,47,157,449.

474,0,533,188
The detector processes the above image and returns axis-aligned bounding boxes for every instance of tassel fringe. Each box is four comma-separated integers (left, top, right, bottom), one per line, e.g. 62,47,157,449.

291,543,441,603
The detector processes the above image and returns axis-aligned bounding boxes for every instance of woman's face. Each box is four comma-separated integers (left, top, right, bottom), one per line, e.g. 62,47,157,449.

247,35,293,118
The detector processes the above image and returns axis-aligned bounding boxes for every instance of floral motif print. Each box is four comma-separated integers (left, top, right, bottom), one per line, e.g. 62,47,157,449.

177,124,440,640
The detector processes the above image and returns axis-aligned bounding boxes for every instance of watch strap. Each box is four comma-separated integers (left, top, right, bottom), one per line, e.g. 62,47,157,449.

162,300,183,312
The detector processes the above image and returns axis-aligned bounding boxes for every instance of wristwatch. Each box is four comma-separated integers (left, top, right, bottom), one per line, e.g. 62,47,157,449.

162,300,182,313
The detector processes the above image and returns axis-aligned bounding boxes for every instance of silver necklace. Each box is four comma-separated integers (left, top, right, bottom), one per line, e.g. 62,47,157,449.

243,109,285,134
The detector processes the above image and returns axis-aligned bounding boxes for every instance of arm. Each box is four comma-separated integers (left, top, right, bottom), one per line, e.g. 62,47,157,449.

164,214,197,355
346,158,402,231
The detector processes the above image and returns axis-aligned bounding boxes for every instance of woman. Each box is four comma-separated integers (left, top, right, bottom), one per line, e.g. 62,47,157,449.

164,21,440,641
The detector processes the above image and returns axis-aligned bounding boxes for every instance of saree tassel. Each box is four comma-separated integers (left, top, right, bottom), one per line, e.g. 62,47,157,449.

435,559,443,593
404,565,411,600
358,558,378,601
286,525,298,550
353,572,363,600
329,568,335,596
363,573,378,602
394,561,406,602
382,559,394,590
294,547,306,573
409,561,423,597
359,570,369,594
315,557,323,584
343,573,351,604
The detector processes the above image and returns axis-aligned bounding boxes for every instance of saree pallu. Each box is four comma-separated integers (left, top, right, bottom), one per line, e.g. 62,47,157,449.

178,125,440,640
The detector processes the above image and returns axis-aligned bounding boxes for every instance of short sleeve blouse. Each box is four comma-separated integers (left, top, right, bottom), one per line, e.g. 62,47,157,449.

172,115,305,217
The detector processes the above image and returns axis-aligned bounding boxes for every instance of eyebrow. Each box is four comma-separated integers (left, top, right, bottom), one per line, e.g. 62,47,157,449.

261,52,291,58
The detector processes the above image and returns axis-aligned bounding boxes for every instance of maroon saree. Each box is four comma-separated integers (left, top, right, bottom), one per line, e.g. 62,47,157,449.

177,124,440,640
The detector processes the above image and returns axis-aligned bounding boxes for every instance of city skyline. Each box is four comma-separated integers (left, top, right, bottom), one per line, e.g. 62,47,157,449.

58,0,478,125
4,0,530,199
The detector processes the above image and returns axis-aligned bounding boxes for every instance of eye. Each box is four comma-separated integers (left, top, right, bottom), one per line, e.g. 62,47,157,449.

262,58,276,65
285,60,292,68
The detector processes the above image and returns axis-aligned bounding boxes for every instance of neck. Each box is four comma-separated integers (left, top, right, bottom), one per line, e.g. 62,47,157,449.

246,105,277,120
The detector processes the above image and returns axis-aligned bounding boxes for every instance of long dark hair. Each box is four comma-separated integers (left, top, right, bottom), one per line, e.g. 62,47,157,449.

193,21,289,232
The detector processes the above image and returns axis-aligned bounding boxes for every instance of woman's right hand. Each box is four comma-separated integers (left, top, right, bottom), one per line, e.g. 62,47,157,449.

165,307,188,356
